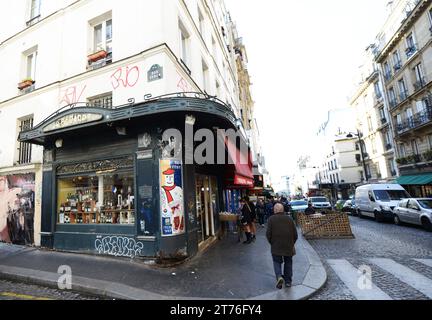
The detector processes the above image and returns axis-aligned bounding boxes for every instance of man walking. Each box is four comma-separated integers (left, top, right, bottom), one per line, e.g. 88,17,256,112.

266,203,298,289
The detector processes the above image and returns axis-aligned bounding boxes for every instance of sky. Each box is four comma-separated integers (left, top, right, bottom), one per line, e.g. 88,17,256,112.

224,0,391,183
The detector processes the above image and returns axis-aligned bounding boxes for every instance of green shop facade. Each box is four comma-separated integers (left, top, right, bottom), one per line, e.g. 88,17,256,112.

19,93,254,259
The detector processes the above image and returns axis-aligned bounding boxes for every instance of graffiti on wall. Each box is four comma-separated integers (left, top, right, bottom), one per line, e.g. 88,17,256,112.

0,174,35,245
95,236,143,258
59,85,87,106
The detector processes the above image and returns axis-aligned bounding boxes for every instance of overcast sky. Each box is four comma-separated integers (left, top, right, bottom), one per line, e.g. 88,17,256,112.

224,0,391,183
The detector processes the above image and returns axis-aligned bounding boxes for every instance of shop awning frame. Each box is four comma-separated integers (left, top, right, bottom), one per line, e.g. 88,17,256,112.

19,92,238,145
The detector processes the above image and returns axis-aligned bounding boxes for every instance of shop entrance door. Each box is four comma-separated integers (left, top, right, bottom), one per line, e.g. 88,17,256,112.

196,175,217,245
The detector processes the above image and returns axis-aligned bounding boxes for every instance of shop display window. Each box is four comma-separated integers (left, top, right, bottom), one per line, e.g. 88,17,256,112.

57,170,135,225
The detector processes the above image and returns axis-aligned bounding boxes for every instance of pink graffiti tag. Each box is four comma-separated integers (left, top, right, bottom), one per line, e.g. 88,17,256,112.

177,77,190,92
110,65,140,90
59,85,87,106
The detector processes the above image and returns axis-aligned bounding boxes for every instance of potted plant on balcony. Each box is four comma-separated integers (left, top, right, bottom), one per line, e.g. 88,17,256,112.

396,157,408,165
87,49,107,63
17,78,35,90
423,150,432,162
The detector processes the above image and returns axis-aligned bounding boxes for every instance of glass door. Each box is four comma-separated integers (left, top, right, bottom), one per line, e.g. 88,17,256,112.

195,175,217,244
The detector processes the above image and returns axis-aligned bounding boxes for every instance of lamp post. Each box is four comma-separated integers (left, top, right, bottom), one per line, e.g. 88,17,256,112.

347,130,369,183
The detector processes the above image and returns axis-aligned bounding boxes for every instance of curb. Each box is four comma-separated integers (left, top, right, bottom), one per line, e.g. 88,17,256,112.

0,235,327,300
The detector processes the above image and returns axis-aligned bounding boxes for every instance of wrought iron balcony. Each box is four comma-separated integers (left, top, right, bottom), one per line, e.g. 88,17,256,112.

406,45,417,59
413,77,426,92
395,107,432,135
384,72,392,82
380,117,387,125
399,91,408,102
393,62,402,72
389,98,398,109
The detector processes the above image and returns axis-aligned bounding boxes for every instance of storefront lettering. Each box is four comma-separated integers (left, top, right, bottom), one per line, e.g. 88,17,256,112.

95,236,143,258
43,113,103,132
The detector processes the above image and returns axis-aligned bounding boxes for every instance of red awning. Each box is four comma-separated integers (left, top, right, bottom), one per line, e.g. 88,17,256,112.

225,137,254,188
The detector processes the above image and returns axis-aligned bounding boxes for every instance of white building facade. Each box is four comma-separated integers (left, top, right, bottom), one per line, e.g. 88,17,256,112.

0,0,256,254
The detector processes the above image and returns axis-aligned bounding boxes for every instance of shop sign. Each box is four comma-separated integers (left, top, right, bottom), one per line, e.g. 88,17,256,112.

234,174,254,187
147,64,163,82
160,159,185,237
43,113,103,132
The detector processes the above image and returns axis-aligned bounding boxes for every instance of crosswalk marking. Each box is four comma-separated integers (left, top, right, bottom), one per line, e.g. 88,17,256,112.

413,259,432,268
370,258,432,299
327,259,392,300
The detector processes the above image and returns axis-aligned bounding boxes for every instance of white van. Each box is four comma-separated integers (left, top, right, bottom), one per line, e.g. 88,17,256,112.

355,184,411,222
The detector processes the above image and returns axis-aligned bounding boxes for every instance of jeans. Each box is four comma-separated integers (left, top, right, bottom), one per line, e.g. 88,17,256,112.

257,214,265,225
272,255,293,284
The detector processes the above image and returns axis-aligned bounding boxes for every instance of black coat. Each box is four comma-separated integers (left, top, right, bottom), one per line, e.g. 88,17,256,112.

240,203,253,224
266,214,298,256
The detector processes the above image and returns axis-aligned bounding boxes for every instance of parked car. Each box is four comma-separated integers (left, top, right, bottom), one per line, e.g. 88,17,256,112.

393,198,432,231
289,200,308,213
342,199,357,215
308,196,332,211
335,200,346,211
355,183,410,222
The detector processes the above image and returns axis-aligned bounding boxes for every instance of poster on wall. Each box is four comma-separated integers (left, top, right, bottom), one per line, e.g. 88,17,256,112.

160,159,185,237
0,174,35,245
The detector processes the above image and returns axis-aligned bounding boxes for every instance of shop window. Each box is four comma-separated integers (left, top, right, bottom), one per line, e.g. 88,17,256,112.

57,170,135,225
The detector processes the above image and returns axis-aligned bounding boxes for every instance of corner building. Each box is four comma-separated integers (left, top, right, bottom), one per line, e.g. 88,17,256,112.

0,0,256,258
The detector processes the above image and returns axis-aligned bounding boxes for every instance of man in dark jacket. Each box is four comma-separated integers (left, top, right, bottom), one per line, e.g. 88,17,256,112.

304,202,316,215
266,203,298,289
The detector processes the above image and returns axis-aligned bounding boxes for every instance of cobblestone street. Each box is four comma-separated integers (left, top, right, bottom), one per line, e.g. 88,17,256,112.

309,215,432,300
0,279,101,300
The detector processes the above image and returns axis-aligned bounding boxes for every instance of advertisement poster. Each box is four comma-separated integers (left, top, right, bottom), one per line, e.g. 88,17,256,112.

0,174,35,245
160,160,184,237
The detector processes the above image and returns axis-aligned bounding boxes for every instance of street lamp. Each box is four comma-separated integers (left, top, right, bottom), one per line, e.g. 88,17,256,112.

346,129,368,183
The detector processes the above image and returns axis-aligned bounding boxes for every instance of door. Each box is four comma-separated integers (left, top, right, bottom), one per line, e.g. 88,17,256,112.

195,175,216,244
396,199,409,222
406,200,422,225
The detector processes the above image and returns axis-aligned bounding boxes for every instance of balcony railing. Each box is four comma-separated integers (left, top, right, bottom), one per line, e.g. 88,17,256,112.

396,107,432,135
87,49,112,71
389,98,398,109
413,77,426,92
380,117,387,125
406,45,417,59
384,72,392,82
393,62,402,72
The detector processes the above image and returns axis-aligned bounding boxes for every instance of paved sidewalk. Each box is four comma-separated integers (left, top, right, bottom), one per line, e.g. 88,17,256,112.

0,227,326,300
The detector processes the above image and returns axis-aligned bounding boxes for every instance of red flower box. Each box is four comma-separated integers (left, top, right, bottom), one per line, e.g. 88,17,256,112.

87,50,107,63
18,79,35,90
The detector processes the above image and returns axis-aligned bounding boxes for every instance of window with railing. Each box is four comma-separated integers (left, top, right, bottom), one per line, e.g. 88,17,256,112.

388,87,397,108
384,62,392,81
393,50,402,72
17,117,34,165
88,17,112,70
405,33,417,58
27,0,41,26
398,78,408,101
87,93,113,109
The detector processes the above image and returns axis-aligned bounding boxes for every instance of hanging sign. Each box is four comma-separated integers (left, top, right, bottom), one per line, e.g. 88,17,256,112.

43,113,103,132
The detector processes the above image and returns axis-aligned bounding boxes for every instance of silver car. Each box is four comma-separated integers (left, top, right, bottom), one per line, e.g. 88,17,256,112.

393,198,432,231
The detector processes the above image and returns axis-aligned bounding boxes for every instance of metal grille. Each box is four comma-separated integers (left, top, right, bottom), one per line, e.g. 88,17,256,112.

18,117,33,164
88,94,113,109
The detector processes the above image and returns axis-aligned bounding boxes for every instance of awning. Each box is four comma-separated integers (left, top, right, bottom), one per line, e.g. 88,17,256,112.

224,137,254,188
396,173,432,185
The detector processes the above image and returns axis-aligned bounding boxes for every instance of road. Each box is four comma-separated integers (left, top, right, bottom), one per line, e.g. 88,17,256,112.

0,279,101,300
308,215,432,300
